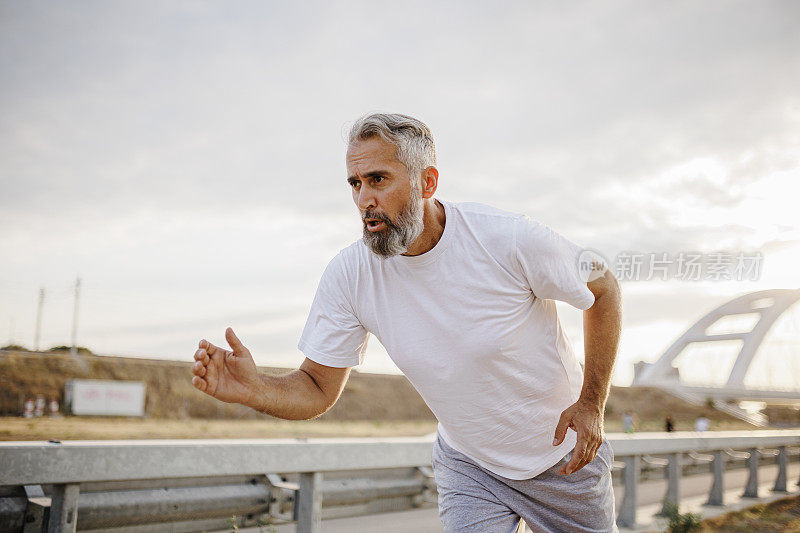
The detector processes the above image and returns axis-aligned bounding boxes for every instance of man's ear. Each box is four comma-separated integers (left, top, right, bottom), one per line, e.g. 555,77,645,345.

421,166,439,199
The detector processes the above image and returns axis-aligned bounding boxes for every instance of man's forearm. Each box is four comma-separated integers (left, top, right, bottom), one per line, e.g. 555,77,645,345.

580,277,622,411
244,370,335,420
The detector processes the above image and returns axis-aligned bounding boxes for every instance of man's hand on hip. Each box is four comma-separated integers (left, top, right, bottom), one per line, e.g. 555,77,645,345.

552,399,605,475
192,327,261,407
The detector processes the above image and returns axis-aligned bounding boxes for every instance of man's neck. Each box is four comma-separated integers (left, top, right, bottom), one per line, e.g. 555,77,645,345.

403,199,446,256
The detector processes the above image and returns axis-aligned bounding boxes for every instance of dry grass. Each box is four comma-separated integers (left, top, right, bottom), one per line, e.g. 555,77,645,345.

700,495,800,532
0,414,756,441
0,416,439,441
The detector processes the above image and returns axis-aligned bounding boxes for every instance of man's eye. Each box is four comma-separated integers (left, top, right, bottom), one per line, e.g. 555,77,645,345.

349,180,360,188
373,176,384,183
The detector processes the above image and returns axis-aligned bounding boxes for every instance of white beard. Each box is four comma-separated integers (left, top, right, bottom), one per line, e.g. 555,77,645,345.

362,185,425,258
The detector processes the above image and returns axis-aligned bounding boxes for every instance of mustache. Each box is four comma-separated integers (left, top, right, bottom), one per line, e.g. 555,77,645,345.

362,210,397,228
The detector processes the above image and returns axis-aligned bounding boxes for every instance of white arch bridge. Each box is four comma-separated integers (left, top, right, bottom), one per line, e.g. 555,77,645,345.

633,288,800,426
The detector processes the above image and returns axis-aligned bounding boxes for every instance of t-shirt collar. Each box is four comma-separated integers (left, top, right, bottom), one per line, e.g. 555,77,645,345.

394,198,454,267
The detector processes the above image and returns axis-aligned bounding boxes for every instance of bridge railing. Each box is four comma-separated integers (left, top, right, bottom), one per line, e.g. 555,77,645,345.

2,431,800,532
611,430,800,527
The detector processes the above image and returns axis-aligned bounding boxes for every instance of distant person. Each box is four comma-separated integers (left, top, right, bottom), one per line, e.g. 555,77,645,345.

694,415,710,432
623,411,635,433
191,113,623,532
23,398,34,418
48,398,60,417
34,395,45,417
664,415,674,433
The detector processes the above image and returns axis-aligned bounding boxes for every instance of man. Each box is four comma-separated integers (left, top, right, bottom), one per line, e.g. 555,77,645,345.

191,113,622,532
623,411,635,434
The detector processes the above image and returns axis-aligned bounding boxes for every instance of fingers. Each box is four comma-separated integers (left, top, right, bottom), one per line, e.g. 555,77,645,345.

225,327,247,355
577,442,598,473
198,339,219,356
194,348,210,364
579,442,601,472
192,345,210,378
192,360,207,377
553,410,571,446
196,338,231,363
192,375,207,392
560,435,588,475
561,438,603,475
193,338,222,396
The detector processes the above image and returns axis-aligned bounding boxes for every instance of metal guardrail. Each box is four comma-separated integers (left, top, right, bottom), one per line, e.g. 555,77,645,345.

2,431,800,532
610,431,800,527
0,437,436,533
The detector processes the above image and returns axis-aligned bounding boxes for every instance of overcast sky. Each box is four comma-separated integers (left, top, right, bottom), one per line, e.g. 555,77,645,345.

1,1,799,387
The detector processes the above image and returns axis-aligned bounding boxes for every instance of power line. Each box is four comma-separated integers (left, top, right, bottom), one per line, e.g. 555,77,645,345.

34,287,44,351
70,277,81,357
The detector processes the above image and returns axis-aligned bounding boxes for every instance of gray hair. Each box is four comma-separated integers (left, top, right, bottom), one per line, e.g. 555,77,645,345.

348,113,437,179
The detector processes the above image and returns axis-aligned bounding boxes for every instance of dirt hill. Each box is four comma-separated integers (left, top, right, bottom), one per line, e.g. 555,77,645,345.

0,350,434,421
0,349,751,428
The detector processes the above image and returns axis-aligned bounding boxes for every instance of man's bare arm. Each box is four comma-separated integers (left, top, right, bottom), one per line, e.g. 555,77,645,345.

192,327,351,420
249,359,351,420
580,268,622,411
553,267,622,475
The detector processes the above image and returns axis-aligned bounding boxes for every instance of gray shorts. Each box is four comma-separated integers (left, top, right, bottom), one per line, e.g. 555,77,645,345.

432,433,618,532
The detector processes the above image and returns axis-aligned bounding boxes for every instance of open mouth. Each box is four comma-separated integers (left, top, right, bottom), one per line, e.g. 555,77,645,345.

364,219,386,232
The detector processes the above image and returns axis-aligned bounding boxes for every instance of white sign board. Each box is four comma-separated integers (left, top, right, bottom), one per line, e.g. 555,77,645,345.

66,380,146,416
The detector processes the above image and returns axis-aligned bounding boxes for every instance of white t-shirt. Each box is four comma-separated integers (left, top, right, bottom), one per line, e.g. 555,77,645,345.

298,200,595,479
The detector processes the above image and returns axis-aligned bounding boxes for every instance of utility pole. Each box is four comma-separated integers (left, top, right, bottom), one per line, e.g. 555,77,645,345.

70,277,81,357
34,287,44,351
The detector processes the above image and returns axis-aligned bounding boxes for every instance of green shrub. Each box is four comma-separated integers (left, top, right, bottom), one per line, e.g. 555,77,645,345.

47,345,93,355
663,501,703,533
1,344,29,351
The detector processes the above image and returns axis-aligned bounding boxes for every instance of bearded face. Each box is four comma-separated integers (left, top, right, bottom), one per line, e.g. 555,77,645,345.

362,182,425,258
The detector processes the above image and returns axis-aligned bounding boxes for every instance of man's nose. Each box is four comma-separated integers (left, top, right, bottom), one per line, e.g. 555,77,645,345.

356,186,376,212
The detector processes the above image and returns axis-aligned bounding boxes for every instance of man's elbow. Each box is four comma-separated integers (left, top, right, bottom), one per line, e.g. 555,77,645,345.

304,392,341,421
276,397,336,421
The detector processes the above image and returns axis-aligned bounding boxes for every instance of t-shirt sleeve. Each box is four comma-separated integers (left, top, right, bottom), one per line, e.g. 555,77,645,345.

514,215,596,310
297,253,369,368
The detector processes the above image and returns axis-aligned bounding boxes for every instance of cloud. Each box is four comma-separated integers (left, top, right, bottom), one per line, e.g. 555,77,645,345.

1,1,798,378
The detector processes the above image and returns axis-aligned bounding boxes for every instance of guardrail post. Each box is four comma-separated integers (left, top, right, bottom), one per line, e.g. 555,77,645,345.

297,472,323,533
616,455,639,528
706,451,725,506
773,446,788,493
23,485,50,533
742,447,759,498
658,452,681,516
266,473,299,523
47,483,79,533
415,466,437,506
797,452,800,487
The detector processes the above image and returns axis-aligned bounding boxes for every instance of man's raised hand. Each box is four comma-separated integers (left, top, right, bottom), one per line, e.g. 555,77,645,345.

192,327,260,406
